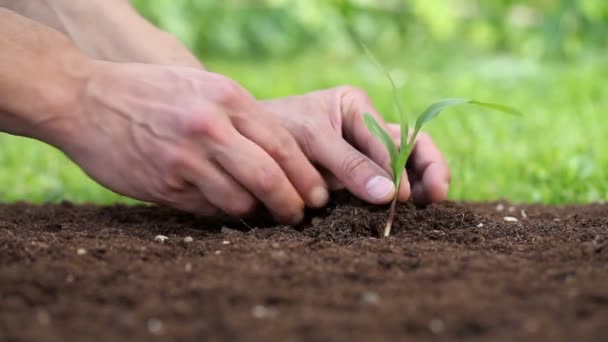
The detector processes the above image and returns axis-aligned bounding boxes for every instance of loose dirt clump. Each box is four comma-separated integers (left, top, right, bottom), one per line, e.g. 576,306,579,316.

1,192,607,341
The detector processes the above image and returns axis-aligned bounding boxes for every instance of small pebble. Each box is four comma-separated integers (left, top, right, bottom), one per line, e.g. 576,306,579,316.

495,203,505,212
523,318,540,334
503,216,519,222
476,223,484,228
361,291,380,305
271,250,287,259
428,318,445,334
154,235,168,243
251,305,278,319
221,226,240,234
36,309,51,326
222,240,230,245
185,263,192,272
311,217,323,226
521,209,528,219
214,250,221,255
76,248,87,256
147,318,163,335
183,236,194,244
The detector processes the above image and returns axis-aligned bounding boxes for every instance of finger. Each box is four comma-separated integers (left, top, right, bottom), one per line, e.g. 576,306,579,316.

389,128,449,205
213,129,306,224
411,162,450,206
318,168,345,191
310,129,395,204
341,87,393,173
162,188,220,216
181,158,258,217
233,115,329,208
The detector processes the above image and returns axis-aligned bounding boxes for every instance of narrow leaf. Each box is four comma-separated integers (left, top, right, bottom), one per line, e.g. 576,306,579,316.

469,100,522,116
363,113,399,179
414,98,471,133
361,43,409,143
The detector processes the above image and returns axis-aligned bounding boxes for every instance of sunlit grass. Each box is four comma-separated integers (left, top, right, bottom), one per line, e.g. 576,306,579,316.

1,52,606,204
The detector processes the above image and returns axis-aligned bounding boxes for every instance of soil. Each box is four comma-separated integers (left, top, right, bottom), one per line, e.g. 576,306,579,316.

1,191,607,341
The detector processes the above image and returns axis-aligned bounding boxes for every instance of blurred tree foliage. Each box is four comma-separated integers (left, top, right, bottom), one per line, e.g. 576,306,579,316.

131,0,607,60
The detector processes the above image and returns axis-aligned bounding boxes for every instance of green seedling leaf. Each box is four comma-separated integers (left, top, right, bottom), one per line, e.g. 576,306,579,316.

361,43,410,187
412,98,521,144
360,43,409,147
469,100,523,116
413,98,470,136
363,113,399,177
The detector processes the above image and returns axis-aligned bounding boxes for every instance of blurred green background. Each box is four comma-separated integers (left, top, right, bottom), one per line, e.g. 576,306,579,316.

1,0,607,204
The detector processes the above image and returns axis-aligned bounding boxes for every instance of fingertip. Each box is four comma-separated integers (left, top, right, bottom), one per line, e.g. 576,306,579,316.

289,209,305,225
423,180,449,204
365,176,395,204
308,186,329,208
412,166,450,206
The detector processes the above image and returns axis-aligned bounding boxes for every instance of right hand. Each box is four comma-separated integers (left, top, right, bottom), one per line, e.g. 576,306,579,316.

59,61,327,223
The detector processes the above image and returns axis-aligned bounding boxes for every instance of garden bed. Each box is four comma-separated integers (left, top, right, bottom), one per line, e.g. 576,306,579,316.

1,192,607,341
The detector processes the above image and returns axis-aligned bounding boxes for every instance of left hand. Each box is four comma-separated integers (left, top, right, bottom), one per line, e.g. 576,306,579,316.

260,86,451,206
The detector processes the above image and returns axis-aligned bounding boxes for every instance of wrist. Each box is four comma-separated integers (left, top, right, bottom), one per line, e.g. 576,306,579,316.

10,36,94,149
0,8,94,148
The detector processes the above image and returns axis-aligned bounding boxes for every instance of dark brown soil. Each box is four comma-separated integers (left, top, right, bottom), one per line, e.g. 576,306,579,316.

1,192,607,341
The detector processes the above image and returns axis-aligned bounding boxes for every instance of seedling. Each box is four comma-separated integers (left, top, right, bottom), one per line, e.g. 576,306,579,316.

361,46,520,237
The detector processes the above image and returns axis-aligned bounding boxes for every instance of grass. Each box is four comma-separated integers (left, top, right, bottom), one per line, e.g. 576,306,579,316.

1,51,607,205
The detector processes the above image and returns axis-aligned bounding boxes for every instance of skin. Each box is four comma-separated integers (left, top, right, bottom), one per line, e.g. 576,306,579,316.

0,1,450,223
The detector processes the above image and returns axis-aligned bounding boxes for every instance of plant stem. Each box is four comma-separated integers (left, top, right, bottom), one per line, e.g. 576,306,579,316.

383,194,398,237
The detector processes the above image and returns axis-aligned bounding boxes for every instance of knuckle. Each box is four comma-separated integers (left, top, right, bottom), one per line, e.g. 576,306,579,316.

182,113,230,144
214,78,248,106
338,85,368,100
298,124,317,157
254,166,282,196
228,198,256,217
340,150,370,177
266,132,295,163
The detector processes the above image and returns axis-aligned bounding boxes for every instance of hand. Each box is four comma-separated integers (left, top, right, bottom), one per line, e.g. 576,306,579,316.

260,86,450,205
59,61,329,223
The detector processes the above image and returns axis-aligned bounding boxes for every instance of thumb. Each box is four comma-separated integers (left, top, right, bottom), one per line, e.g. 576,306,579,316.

310,130,395,204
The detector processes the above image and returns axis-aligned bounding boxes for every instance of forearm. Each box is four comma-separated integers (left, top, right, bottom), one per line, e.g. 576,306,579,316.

0,8,89,147
0,0,202,68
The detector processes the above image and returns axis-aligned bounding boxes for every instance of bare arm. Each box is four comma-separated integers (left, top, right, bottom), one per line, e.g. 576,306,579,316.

0,7,87,147
0,0,202,67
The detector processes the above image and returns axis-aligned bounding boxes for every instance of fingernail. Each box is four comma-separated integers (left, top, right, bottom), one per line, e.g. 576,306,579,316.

366,176,395,201
308,186,329,208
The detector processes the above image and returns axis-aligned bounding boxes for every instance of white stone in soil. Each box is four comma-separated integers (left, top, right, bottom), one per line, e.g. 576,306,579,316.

361,291,380,305
154,235,168,243
428,318,445,334
251,305,278,319
147,318,163,335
